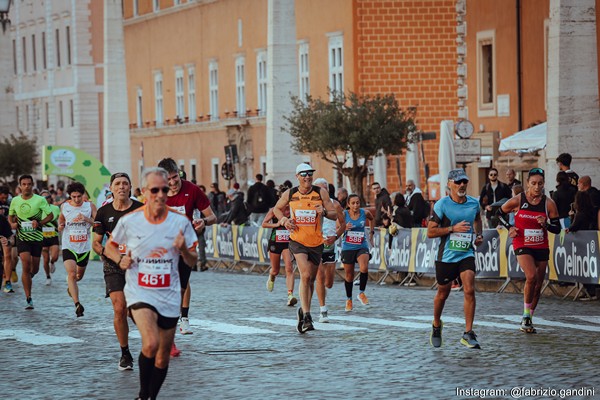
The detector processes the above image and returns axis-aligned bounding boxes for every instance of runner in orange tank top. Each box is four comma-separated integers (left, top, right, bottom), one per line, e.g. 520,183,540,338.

273,163,344,334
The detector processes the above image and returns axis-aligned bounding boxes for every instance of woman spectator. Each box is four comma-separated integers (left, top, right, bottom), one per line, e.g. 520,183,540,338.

390,192,412,228
551,171,577,229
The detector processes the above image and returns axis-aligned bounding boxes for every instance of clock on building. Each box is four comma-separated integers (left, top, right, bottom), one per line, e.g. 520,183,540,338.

455,120,474,139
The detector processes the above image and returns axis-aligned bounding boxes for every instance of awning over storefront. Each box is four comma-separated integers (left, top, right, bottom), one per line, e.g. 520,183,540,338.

499,122,547,153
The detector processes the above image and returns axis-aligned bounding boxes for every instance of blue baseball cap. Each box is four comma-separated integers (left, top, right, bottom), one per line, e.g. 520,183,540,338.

448,169,469,182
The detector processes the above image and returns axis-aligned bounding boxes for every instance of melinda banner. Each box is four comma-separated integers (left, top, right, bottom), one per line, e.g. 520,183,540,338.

203,226,600,284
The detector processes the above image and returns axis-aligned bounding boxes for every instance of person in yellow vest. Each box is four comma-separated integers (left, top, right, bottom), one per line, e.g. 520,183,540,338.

273,163,344,334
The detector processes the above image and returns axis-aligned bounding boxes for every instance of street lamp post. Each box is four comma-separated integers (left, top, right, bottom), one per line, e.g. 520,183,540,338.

0,0,11,33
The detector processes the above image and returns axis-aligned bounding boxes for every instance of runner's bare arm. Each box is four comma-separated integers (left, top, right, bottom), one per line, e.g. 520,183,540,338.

273,189,291,223
58,210,66,232
39,211,54,226
91,232,105,259
104,237,123,266
261,208,278,229
175,229,197,267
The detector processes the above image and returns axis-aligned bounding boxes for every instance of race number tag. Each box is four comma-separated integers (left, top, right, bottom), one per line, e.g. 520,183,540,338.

448,232,472,252
345,231,365,244
295,209,317,226
138,260,171,289
70,229,88,243
42,226,56,238
524,229,544,245
275,230,290,243
21,221,34,232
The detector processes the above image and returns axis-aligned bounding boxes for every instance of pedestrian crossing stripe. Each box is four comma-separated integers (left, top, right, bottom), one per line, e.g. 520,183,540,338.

488,315,600,332
402,315,523,331
244,317,368,331
329,315,431,329
0,329,83,345
570,315,600,325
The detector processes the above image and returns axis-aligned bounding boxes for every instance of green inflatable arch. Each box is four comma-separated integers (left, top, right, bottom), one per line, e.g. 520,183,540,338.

42,146,112,204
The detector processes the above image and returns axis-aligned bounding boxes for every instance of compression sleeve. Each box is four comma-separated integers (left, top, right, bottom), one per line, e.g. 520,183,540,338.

496,208,512,229
546,217,561,234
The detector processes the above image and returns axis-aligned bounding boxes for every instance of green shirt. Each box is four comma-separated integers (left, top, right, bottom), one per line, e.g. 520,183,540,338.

8,194,53,242
42,204,61,239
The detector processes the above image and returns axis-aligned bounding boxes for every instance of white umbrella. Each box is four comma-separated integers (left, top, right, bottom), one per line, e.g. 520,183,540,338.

405,141,420,187
499,122,546,153
438,120,457,195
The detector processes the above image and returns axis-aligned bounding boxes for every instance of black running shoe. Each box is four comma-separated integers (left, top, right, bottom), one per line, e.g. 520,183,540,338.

297,307,304,334
75,303,85,317
302,313,315,332
430,321,443,348
460,330,481,349
118,352,134,371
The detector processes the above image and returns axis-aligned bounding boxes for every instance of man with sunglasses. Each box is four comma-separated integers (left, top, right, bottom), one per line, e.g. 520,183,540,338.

273,163,344,333
157,158,216,351
93,172,144,371
105,167,198,400
478,168,511,228
427,169,483,349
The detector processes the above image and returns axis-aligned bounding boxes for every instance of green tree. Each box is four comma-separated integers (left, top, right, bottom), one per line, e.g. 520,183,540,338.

284,91,417,203
0,133,39,190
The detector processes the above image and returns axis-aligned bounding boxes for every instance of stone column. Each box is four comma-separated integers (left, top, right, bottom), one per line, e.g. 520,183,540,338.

546,0,600,184
266,0,304,184
103,0,131,175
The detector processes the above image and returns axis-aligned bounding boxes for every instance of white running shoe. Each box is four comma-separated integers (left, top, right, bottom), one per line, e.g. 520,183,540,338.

45,277,52,286
179,317,193,335
319,311,330,323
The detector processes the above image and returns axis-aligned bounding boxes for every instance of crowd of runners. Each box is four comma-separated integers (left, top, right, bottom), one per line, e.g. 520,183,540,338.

0,161,561,399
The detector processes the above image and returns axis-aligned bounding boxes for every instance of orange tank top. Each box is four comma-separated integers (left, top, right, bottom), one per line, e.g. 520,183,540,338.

289,185,323,247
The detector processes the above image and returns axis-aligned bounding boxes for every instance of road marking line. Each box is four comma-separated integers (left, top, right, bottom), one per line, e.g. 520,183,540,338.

244,317,367,331
402,316,523,330
328,315,431,329
0,329,83,345
487,315,600,332
569,316,600,324
190,319,276,334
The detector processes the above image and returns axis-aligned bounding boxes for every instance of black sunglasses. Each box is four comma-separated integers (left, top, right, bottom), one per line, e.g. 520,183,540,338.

454,179,469,185
299,171,314,177
149,186,169,194
488,173,497,177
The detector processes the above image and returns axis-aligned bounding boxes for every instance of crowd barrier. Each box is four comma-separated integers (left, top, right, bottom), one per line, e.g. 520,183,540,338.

203,225,600,285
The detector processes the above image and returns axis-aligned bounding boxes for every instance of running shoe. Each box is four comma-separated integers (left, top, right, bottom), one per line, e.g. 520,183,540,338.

296,307,304,334
430,321,443,348
170,342,181,357
357,292,369,305
520,316,536,333
11,271,17,283
118,352,134,371
45,277,52,286
266,277,274,292
3,282,14,293
75,303,85,317
319,310,330,323
460,330,481,349
179,317,193,335
25,298,34,310
302,313,315,332
287,294,297,306
345,299,353,312
50,262,56,274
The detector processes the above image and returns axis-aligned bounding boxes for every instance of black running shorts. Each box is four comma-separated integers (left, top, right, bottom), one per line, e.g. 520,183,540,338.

515,247,550,262
341,248,369,265
128,302,179,330
268,241,289,255
62,249,90,267
178,256,192,290
16,238,43,257
321,251,336,264
288,240,323,267
435,256,476,285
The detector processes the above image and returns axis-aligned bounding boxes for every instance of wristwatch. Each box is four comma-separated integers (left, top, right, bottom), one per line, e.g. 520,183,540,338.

448,225,454,233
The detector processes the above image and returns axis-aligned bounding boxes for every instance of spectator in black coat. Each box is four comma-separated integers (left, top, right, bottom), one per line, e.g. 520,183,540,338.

405,180,430,227
220,189,248,226
390,192,412,228
505,168,521,190
551,171,577,227
556,153,579,188
265,179,278,207
247,174,274,226
372,182,392,227
478,168,512,228
577,176,600,215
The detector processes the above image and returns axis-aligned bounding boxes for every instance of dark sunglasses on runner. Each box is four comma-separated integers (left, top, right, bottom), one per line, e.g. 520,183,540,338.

299,171,314,177
453,179,469,185
149,186,169,194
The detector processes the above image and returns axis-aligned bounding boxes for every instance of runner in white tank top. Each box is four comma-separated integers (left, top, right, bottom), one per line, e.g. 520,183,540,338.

58,182,97,318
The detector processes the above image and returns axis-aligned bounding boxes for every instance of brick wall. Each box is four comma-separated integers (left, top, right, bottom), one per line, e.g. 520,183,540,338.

355,0,458,196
